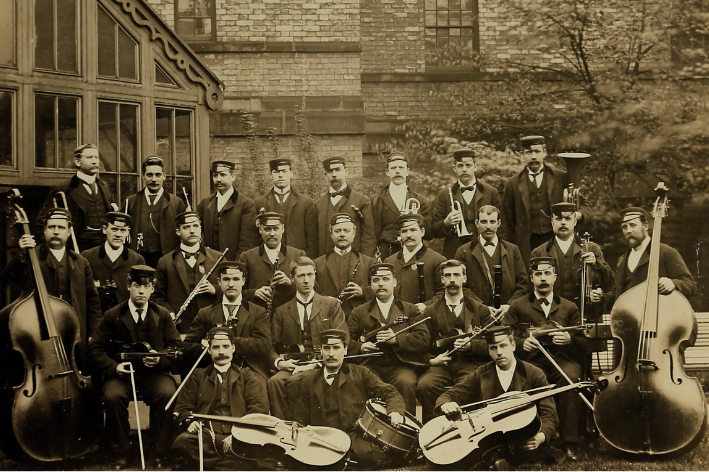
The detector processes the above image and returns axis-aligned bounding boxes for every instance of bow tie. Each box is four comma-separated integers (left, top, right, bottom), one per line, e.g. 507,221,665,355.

326,373,337,380
538,298,550,306
484,241,495,247
183,251,197,260
529,172,543,180
460,185,476,193
330,189,346,197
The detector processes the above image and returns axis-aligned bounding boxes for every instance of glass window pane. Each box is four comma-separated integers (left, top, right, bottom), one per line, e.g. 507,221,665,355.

461,11,473,26
177,19,194,37
196,18,212,36
163,177,174,195
424,0,436,9
437,0,449,9
117,28,137,79
450,11,461,26
437,11,448,26
35,95,56,168
425,12,436,26
57,97,78,169
178,0,194,15
174,109,192,175
119,104,138,172
176,177,193,207
120,173,138,205
155,107,173,173
450,0,460,9
194,0,209,17
0,0,14,66
98,7,117,77
98,102,118,172
155,63,175,85
56,0,77,72
102,173,119,204
462,0,473,10
35,0,54,69
0,91,12,166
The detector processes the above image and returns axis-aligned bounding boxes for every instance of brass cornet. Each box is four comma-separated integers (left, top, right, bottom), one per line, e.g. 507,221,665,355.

401,198,420,215
449,188,472,237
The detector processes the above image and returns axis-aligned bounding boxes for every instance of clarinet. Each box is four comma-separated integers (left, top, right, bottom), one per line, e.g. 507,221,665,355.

338,261,360,302
493,264,502,310
266,256,280,318
416,262,426,303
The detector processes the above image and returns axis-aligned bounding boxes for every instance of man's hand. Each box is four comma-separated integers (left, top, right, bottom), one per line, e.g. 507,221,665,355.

272,271,292,287
170,312,176,321
589,288,603,303
293,363,318,375
658,277,676,295
440,402,462,419
19,234,36,250
550,331,571,346
581,251,596,266
201,338,210,349
523,336,540,352
389,412,404,427
361,342,380,353
415,303,427,313
340,282,363,300
453,337,471,351
444,210,463,228
376,328,398,346
116,362,133,376
277,359,297,372
193,279,216,296
187,421,200,434
223,435,233,455
519,432,545,450
143,350,160,368
430,353,452,367
489,305,510,319
255,286,273,303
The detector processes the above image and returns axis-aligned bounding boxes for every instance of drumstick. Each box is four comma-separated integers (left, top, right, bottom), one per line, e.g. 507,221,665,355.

165,346,209,410
374,317,431,346
128,366,146,470
532,337,595,411
198,421,204,472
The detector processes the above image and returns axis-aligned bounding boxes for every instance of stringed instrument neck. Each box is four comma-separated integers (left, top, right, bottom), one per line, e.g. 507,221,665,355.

642,184,668,339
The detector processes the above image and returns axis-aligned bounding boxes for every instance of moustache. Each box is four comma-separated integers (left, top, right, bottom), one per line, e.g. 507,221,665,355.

446,283,460,289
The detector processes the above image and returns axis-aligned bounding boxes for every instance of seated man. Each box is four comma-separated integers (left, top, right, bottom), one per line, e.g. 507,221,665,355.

436,326,562,469
172,327,270,470
293,329,407,470
88,265,181,470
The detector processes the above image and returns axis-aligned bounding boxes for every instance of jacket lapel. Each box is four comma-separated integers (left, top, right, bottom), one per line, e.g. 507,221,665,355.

235,303,251,337
545,166,556,203
480,366,498,399
510,362,528,392
174,252,192,294
381,187,401,215
472,244,493,288
517,172,531,222
325,253,340,290
313,371,327,418
119,305,138,344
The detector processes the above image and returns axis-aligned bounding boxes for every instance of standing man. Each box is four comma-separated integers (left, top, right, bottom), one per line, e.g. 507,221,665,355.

239,212,306,313
82,211,145,314
530,202,613,316
172,327,270,471
255,158,319,258
153,211,221,333
500,135,589,266
36,143,111,251
126,156,186,268
605,206,697,306
455,205,528,316
385,213,446,311
315,157,376,257
88,265,181,470
347,263,430,414
503,257,588,461
372,152,432,260
314,213,375,316
432,149,501,259
293,329,408,470
268,257,348,419
183,261,271,386
6,208,102,367
198,160,258,261
417,260,494,422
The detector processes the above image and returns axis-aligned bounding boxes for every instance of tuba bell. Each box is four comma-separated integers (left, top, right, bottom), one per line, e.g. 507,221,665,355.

559,152,590,206
401,198,420,215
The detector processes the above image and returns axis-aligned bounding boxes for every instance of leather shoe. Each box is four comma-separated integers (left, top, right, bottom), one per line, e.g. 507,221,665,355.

564,443,580,461
494,459,510,470
113,458,129,471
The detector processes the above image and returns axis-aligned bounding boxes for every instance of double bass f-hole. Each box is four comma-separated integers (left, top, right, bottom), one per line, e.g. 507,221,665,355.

23,365,41,398
663,349,682,385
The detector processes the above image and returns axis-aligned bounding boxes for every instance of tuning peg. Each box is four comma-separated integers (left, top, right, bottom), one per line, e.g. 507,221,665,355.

594,376,609,393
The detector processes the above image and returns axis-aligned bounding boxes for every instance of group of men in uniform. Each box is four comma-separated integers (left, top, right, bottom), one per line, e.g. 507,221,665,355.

3,136,698,470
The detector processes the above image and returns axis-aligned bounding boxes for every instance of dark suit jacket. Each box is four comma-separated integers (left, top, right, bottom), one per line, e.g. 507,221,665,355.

81,244,146,306
293,363,406,433
530,237,614,306
314,250,375,315
424,295,493,363
436,360,558,443
270,293,348,365
126,189,186,256
185,300,271,380
239,244,306,311
504,293,588,365
5,245,102,349
35,174,112,243
385,245,446,305
347,298,429,367
197,187,258,260
255,187,319,258
174,364,269,420
605,241,697,306
372,185,432,248
432,181,501,259
316,186,376,257
153,246,222,332
88,300,182,376
499,165,589,265
455,239,528,307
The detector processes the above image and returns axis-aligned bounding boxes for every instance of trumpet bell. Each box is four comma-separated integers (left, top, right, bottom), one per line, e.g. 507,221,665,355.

402,197,421,215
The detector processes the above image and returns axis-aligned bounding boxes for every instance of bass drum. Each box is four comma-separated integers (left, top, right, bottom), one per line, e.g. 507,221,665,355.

355,399,422,456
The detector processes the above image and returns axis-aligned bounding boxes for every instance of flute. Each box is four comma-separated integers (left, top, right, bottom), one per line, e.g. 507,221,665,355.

174,248,229,324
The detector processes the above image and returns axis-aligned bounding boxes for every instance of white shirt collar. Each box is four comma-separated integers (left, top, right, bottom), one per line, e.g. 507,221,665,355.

128,299,147,324
222,294,242,306
457,179,477,188
402,242,423,263
496,358,517,392
48,247,66,262
333,246,351,256
296,291,315,304
104,242,123,262
215,363,231,374
324,367,340,385
479,235,499,256
180,243,200,254
76,172,96,185
389,183,407,209
444,294,465,317
628,236,651,272
264,244,282,264
145,187,164,204
274,185,291,195
216,186,234,211
555,236,574,255
329,183,347,195
534,291,554,317
389,182,407,193
528,167,544,176
376,296,395,321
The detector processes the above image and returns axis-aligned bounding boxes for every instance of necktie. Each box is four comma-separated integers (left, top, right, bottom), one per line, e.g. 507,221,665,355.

460,185,475,193
183,251,196,261
149,194,158,205
448,304,457,314
227,304,239,317
276,190,290,204
539,298,550,306
484,241,494,247
136,308,144,326
530,172,542,187
326,373,337,380
297,299,312,319
330,189,346,197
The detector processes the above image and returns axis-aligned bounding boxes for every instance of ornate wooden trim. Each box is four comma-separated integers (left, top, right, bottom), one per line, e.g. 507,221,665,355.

109,0,224,110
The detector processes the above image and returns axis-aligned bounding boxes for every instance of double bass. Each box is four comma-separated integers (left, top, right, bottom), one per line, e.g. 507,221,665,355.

593,183,706,454
0,190,103,460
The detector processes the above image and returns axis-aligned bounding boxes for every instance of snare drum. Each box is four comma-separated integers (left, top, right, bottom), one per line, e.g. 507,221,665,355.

355,399,422,456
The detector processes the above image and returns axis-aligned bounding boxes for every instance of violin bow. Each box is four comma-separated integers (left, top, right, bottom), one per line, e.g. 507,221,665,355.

445,310,505,357
128,365,146,470
197,421,204,472
165,346,210,410
374,316,431,346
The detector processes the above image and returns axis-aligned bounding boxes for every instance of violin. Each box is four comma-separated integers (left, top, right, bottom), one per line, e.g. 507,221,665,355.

419,381,598,466
360,315,409,343
108,341,183,362
274,343,322,362
593,184,706,455
189,413,351,466
0,189,103,460
515,320,590,346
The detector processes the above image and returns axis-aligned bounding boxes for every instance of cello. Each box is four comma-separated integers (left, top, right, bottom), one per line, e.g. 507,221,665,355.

593,183,706,455
0,190,103,461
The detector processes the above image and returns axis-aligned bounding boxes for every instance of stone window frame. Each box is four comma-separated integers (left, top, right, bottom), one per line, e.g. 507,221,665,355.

174,0,217,42
424,0,480,68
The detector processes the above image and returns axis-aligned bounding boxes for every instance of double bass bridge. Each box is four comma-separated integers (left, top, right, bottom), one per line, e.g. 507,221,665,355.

637,359,658,371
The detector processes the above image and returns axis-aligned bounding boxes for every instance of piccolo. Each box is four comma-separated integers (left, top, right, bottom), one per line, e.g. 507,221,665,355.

174,248,229,324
